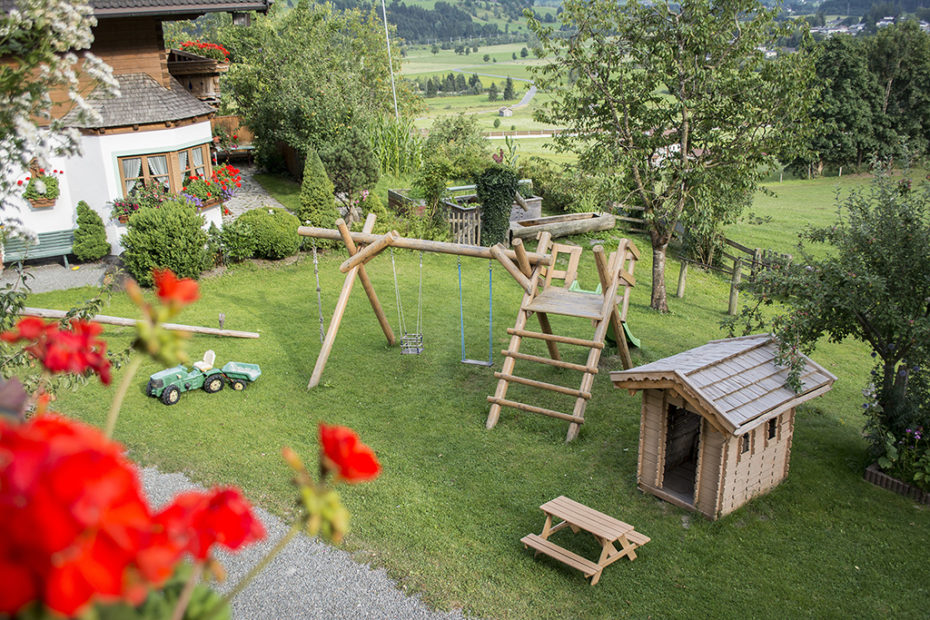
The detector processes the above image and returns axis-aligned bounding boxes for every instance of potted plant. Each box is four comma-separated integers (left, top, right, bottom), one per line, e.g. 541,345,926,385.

110,196,141,223
19,168,62,208
179,40,230,63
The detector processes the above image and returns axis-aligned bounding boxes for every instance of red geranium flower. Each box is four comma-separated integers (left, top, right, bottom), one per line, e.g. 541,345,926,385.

152,269,199,308
318,423,381,483
0,415,155,616
1,317,111,385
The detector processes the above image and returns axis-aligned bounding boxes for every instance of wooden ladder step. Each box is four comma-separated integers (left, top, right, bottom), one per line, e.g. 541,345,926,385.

520,534,600,578
494,372,591,399
487,397,585,423
507,328,604,350
501,350,598,374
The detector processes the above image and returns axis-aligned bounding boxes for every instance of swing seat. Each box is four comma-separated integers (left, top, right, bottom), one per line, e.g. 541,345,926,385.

401,333,423,355
462,358,493,367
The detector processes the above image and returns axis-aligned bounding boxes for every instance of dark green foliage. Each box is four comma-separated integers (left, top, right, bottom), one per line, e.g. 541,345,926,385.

218,219,255,263
318,126,380,202
503,76,515,100
72,201,109,262
237,208,299,259
426,78,437,97
476,164,518,246
297,148,336,227
121,200,208,286
488,82,499,101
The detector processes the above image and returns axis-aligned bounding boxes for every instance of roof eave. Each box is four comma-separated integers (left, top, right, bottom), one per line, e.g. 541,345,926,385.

94,1,269,19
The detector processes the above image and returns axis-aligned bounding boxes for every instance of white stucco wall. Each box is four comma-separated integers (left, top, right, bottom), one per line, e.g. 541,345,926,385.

3,120,219,257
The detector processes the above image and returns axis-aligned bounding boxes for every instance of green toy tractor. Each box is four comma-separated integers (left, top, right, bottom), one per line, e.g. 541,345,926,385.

146,350,261,405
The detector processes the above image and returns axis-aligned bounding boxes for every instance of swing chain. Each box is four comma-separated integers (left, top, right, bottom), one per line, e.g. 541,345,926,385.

311,240,325,343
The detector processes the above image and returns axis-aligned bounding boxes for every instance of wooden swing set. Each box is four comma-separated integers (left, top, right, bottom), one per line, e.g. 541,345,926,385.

298,212,639,441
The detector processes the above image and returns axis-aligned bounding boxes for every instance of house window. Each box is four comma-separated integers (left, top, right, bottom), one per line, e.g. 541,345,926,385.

118,144,211,196
768,418,778,441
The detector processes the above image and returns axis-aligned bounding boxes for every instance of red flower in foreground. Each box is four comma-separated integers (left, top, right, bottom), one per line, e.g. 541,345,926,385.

152,269,199,308
318,423,381,483
0,415,154,616
1,317,111,384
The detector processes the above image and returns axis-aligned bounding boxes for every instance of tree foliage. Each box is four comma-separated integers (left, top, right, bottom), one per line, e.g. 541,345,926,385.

476,164,518,246
297,148,337,228
529,0,815,311
72,201,109,262
222,1,415,164
424,114,490,180
729,171,930,472
318,125,380,204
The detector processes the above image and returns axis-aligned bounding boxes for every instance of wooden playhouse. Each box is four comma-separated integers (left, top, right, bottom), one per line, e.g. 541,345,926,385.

610,334,836,520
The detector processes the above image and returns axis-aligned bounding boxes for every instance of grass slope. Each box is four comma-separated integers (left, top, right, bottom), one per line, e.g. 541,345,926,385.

36,228,930,618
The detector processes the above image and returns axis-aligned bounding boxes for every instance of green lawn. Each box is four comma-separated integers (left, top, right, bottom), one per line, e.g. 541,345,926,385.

32,219,930,617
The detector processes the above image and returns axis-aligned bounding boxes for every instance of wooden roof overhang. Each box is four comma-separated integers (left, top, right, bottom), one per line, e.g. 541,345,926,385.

610,334,837,437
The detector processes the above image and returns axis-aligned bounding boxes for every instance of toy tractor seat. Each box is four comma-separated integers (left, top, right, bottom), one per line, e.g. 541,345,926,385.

193,350,216,373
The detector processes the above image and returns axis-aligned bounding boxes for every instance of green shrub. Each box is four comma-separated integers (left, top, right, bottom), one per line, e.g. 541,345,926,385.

476,164,518,246
493,118,501,129
297,148,336,227
319,125,380,200
237,208,299,259
425,114,490,179
219,218,256,263
72,201,109,261
121,199,208,286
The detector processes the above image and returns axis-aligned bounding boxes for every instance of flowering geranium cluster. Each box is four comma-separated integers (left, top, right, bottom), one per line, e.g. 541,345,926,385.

180,40,230,62
0,414,265,617
1,316,111,385
181,165,242,206
19,168,62,201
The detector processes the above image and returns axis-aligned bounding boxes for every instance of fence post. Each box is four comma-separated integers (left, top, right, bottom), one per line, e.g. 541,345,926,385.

676,260,688,298
728,257,742,316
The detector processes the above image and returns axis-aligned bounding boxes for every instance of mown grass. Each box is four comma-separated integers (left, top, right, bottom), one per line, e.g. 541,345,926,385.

33,222,930,617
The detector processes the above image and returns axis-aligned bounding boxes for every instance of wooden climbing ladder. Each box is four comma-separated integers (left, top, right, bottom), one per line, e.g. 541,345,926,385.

486,235,640,442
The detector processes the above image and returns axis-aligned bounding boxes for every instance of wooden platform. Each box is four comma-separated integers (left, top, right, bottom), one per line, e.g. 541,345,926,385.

524,288,606,320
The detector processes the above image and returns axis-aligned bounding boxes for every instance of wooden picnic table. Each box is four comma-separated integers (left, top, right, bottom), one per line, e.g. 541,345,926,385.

520,495,649,585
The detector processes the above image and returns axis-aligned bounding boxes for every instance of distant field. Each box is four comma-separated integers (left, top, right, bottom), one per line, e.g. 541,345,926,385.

402,43,542,80
415,92,559,132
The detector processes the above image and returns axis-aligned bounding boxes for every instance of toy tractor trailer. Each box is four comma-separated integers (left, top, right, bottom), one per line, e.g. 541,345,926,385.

147,358,261,405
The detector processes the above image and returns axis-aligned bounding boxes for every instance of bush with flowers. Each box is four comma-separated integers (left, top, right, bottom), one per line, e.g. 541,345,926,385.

19,168,62,202
181,165,242,207
0,269,381,619
212,126,239,152
179,40,230,63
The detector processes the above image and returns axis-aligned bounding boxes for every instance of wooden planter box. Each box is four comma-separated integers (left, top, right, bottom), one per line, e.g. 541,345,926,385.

508,212,617,244
28,197,56,208
864,463,930,504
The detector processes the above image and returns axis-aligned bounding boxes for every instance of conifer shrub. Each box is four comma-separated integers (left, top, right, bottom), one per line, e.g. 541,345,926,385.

72,201,109,261
121,199,208,286
476,164,518,246
297,148,336,227
237,208,299,259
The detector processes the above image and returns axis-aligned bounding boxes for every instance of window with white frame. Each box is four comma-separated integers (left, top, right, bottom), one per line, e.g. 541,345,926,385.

117,144,211,196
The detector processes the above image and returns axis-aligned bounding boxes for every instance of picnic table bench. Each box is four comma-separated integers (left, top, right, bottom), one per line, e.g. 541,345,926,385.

521,495,649,585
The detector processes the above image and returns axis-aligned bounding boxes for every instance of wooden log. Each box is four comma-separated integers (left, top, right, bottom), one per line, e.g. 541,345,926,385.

336,215,395,347
502,349,598,373
309,216,380,388
728,257,742,316
299,226,550,265
338,230,398,273
509,212,616,242
486,397,585,424
535,312,560,360
494,372,592,399
19,308,260,339
489,244,533,294
676,261,688,298
512,238,532,277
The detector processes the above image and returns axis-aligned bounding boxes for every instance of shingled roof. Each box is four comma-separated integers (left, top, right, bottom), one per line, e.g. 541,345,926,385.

610,334,836,435
1,0,270,17
62,73,213,128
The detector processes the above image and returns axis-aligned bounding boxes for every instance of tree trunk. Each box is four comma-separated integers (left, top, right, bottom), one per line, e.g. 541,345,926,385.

650,239,670,313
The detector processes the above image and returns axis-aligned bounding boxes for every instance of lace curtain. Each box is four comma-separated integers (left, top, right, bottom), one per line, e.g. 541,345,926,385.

147,155,169,190
122,157,142,194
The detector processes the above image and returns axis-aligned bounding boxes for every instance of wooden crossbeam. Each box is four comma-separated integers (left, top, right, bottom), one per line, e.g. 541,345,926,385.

486,397,585,424
502,349,598,374
506,328,605,349
339,230,398,273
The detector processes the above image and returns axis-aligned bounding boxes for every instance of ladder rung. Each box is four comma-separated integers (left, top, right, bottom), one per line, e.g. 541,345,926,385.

494,372,591,399
507,328,604,350
501,350,598,374
487,397,585,424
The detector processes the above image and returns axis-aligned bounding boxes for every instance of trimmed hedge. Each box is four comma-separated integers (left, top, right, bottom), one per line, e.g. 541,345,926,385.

72,201,109,261
121,200,208,286
237,208,299,259
476,164,518,246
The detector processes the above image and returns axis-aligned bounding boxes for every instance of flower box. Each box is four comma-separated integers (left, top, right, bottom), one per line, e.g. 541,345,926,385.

29,197,56,208
864,463,930,504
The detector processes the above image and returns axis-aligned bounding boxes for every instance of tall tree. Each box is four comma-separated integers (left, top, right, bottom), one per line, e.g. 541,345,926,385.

503,76,515,100
529,0,815,311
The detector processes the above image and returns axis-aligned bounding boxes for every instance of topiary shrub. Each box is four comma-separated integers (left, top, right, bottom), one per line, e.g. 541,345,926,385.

72,201,109,261
476,164,518,246
219,218,256,263
121,199,208,286
237,208,299,259
297,148,337,225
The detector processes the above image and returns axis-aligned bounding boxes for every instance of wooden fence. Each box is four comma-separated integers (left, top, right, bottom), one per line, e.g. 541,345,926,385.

446,202,482,245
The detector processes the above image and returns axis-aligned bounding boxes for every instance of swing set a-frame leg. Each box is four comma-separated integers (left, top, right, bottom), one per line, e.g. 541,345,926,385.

308,214,394,389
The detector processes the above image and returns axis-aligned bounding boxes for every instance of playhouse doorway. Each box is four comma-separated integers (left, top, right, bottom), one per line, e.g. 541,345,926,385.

662,405,702,504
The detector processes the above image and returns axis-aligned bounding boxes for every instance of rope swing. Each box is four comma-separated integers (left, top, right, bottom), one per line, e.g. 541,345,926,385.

458,257,493,367
391,248,424,355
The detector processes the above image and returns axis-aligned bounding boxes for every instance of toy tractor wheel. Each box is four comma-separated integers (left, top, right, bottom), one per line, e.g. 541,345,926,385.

230,379,246,391
203,376,224,394
146,379,156,397
161,386,181,406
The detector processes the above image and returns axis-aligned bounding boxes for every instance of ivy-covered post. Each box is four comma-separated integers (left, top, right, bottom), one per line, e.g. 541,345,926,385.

476,164,518,247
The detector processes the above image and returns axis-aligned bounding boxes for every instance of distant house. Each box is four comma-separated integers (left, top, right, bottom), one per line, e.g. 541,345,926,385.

610,334,835,520
498,107,513,117
1,0,269,259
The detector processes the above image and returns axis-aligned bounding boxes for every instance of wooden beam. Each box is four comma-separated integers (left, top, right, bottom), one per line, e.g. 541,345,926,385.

308,216,382,388
20,308,259,339
299,226,551,266
506,328,604,349
512,238,532,277
337,215,395,348
489,243,533,294
338,230,398,273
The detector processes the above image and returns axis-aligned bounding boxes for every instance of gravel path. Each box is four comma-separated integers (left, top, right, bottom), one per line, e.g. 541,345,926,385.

3,168,467,618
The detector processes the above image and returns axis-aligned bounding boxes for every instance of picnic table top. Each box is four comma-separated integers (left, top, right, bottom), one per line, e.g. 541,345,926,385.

540,496,634,541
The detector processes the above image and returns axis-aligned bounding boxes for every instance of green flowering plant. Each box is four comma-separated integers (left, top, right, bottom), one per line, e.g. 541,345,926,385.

19,168,62,201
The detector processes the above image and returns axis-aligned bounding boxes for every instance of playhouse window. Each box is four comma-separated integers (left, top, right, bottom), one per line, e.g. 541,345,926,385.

741,433,751,454
768,418,778,441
